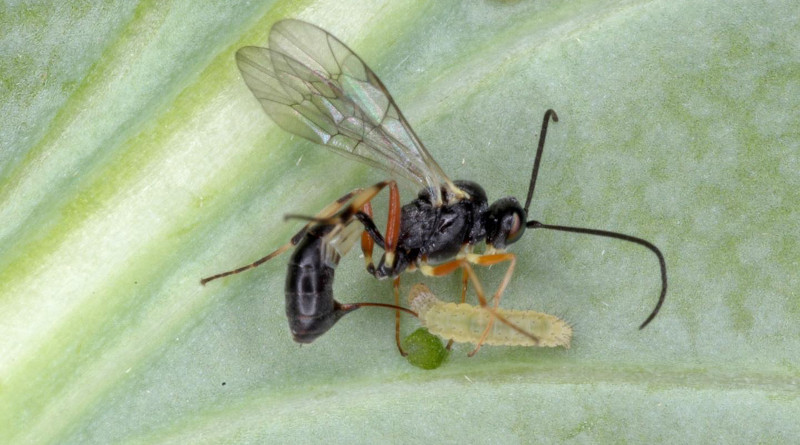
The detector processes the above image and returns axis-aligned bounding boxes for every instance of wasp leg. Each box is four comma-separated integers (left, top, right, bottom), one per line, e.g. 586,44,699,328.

339,296,418,357
393,276,408,356
285,180,395,225
304,179,393,256
357,203,386,275
303,181,406,354
202,183,392,285
438,266,469,351
422,254,538,356
200,187,369,285
352,182,405,354
360,202,375,274
466,253,518,308
354,210,386,247
301,180,410,356
350,181,401,275
384,182,408,354
336,298,418,349
353,210,391,269
383,182,401,268
462,253,524,356
443,266,471,350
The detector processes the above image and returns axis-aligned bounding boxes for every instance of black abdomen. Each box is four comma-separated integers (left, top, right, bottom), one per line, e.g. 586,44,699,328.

284,226,350,343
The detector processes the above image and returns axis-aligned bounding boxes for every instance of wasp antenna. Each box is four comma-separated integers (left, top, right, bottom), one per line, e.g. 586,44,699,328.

523,109,559,216
525,220,667,329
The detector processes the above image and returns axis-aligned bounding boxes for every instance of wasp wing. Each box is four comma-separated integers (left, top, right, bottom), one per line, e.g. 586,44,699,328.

235,19,458,205
321,219,363,268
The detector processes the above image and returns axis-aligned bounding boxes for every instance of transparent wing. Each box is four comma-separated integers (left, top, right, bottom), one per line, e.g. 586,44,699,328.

235,19,459,205
322,219,362,268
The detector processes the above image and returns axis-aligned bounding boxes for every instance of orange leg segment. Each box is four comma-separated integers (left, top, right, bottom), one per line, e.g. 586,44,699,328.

347,180,409,355
383,182,402,268
382,183,406,356
360,201,375,271
470,253,517,307
423,252,534,356
354,180,399,274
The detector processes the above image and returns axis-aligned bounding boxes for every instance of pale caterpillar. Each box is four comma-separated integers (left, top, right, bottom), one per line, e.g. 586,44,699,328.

408,283,572,348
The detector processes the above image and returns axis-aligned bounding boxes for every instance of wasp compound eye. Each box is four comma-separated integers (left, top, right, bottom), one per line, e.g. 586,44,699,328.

505,210,525,245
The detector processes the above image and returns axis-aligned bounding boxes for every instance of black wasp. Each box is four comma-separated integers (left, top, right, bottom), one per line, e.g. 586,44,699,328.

201,19,667,356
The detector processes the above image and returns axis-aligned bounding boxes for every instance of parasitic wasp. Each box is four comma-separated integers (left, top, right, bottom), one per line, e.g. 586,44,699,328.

201,19,667,356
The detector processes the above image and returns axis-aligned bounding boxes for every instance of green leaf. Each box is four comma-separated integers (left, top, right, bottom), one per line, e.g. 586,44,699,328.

2,0,798,443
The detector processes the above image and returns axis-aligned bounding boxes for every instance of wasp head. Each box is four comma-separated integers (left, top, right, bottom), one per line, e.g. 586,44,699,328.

485,197,526,249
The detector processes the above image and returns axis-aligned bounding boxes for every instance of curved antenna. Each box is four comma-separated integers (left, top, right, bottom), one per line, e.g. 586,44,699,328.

523,109,559,215
526,220,667,329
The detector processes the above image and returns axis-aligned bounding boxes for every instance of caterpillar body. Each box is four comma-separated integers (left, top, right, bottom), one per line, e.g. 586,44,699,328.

408,284,572,348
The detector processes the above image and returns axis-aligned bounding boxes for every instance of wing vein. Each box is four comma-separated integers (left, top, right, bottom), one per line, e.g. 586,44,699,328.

235,19,458,205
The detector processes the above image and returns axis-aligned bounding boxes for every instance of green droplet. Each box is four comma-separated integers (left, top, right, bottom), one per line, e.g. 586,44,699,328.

402,328,448,370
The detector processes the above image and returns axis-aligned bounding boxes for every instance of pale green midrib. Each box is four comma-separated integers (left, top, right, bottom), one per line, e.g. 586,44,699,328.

0,24,257,445
0,3,137,184
3,180,288,445
0,0,267,277
2,2,678,443
0,110,327,445
0,69,254,434
0,1,169,251
0,8,258,306
129,363,800,444
2,5,431,444
0,134,335,443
